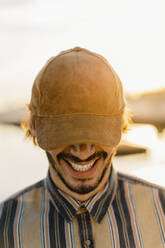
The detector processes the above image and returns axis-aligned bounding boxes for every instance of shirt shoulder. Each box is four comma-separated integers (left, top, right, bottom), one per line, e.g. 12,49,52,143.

0,179,44,207
0,180,46,246
116,172,165,219
117,171,165,198
117,171,165,189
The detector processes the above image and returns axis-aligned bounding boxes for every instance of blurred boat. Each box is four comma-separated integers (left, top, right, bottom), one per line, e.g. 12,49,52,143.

116,140,147,155
126,88,165,131
0,107,26,126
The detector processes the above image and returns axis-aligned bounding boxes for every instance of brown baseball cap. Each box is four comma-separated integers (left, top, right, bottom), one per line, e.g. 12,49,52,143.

29,47,125,150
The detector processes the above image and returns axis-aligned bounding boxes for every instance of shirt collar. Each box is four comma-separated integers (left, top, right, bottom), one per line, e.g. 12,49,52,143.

46,166,117,223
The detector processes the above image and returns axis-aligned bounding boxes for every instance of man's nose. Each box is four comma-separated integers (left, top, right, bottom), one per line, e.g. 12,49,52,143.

70,144,96,160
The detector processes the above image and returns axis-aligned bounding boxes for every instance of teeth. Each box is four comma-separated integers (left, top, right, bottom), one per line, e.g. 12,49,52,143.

69,161,95,171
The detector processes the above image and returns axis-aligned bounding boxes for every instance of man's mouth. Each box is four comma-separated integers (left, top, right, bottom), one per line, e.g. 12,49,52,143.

64,159,98,172
57,151,107,173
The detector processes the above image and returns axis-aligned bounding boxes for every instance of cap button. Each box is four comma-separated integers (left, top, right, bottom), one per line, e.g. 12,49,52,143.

72,46,82,52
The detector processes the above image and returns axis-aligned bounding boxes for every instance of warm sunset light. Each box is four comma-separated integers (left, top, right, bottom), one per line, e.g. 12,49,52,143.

0,0,165,201
1,2,165,247
123,124,158,148
0,0,165,108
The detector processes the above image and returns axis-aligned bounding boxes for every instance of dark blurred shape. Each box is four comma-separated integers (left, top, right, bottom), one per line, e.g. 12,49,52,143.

0,107,26,126
116,140,147,156
126,88,165,132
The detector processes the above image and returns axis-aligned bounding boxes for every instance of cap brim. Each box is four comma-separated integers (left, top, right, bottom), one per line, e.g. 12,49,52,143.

34,114,123,150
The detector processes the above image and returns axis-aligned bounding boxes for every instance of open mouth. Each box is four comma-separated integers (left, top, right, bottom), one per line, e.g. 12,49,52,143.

63,158,100,172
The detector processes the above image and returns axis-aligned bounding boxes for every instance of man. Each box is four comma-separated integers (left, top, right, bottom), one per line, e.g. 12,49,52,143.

0,47,165,248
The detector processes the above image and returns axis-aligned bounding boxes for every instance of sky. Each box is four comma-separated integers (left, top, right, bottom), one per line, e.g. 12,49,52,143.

0,0,165,109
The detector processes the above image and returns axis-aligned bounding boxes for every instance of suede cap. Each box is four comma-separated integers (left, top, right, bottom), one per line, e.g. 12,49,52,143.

29,47,125,150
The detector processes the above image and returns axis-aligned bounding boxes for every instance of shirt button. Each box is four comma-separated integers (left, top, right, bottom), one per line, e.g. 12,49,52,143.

84,239,92,248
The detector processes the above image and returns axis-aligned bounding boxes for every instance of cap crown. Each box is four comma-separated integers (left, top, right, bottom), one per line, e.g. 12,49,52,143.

30,47,125,117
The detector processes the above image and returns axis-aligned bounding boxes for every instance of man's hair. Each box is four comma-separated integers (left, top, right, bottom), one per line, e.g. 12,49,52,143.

21,106,132,146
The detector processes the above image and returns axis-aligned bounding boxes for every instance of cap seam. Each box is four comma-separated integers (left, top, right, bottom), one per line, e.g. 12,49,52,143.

32,113,123,118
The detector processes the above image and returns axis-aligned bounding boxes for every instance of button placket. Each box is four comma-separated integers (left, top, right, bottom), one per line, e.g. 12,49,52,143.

77,211,94,248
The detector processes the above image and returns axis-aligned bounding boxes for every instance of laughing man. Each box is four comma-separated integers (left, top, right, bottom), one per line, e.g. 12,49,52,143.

0,47,165,248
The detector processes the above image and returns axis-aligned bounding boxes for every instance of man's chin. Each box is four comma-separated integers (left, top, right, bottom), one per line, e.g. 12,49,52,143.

64,180,99,194
71,186,96,194
57,172,99,194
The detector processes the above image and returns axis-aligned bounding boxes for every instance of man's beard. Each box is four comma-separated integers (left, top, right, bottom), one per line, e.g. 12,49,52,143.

46,151,112,194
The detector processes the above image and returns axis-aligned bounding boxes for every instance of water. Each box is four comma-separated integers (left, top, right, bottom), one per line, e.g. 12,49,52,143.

0,124,165,202
115,125,165,186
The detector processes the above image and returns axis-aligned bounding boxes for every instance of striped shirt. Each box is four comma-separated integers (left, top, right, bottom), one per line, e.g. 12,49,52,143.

0,167,165,248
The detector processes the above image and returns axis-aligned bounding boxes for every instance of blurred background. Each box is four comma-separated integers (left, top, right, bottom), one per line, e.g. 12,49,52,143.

0,0,165,201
